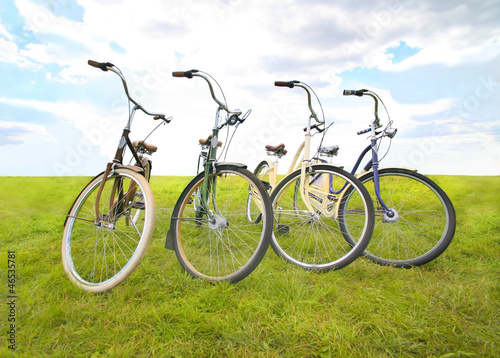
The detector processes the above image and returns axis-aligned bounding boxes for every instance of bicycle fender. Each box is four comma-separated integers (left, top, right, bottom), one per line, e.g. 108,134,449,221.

165,226,175,250
63,170,105,227
117,164,145,173
63,165,146,227
356,166,417,180
215,162,247,169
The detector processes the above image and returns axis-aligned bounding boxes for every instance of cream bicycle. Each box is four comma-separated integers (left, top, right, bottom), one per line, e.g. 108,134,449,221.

247,80,375,271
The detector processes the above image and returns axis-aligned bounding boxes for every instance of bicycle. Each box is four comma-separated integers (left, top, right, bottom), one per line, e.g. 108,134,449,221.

341,88,456,267
165,69,273,283
62,60,170,292
249,80,375,271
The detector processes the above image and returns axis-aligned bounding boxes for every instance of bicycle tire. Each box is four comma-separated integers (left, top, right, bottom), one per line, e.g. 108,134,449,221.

246,160,271,223
170,164,272,283
62,167,155,292
270,164,375,271
345,168,456,267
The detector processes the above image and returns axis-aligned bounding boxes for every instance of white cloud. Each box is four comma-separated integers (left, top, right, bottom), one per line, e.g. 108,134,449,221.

0,38,39,68
0,96,122,156
0,120,57,145
2,0,499,175
11,0,498,85
0,23,14,40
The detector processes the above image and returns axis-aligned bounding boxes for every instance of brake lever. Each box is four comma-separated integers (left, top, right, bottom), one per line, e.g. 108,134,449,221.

239,109,252,123
154,115,172,123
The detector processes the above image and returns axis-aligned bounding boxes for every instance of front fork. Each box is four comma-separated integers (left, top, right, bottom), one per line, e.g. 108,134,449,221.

361,139,394,217
195,127,221,222
96,163,141,225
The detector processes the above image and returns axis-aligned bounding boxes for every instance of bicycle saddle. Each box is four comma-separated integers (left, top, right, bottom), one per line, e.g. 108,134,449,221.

265,143,287,155
199,135,222,147
133,140,158,152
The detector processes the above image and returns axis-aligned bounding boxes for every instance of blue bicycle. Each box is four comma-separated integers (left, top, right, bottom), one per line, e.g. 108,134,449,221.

341,89,456,267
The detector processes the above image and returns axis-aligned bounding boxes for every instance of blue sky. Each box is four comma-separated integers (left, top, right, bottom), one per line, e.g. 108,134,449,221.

1,0,499,176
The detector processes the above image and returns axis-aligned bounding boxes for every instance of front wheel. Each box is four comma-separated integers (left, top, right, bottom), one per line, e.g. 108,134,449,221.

62,168,155,292
352,168,456,267
270,164,375,271
170,165,272,283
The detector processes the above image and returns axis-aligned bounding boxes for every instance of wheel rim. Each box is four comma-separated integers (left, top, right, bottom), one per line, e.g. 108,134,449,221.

361,171,453,265
272,167,372,270
64,172,151,287
176,169,269,281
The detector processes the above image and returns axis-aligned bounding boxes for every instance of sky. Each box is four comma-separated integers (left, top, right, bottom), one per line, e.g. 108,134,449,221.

0,0,499,176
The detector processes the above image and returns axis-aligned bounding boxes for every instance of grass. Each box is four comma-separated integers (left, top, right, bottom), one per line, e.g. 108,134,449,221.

0,175,499,357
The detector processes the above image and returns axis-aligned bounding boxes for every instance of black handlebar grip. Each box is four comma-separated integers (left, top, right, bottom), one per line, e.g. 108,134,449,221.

88,60,113,71
275,81,295,88
343,89,365,96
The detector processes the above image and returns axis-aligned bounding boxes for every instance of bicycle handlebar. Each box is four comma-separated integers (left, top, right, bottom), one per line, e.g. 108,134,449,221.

343,89,366,96
275,81,296,88
275,80,324,125
88,60,114,72
343,89,384,136
172,70,243,118
88,59,168,121
172,70,198,79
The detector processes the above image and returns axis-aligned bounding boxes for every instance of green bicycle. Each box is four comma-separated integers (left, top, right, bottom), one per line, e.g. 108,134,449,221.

165,70,273,283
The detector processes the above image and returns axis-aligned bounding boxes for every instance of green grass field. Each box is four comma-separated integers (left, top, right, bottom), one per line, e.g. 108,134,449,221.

0,175,499,357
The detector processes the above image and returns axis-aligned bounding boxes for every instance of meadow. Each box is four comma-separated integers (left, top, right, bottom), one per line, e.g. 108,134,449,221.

0,175,498,357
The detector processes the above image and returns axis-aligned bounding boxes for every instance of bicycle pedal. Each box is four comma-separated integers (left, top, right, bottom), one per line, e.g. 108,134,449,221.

261,181,272,191
277,224,290,234
327,194,339,202
131,201,145,210
187,197,194,204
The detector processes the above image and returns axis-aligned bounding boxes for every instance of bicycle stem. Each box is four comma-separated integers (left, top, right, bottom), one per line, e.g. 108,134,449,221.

362,92,382,130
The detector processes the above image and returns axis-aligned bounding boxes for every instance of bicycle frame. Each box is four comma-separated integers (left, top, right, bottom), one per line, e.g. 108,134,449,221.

175,70,246,223
82,62,167,226
344,90,397,217
344,91,397,215
196,116,223,222
270,82,341,216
